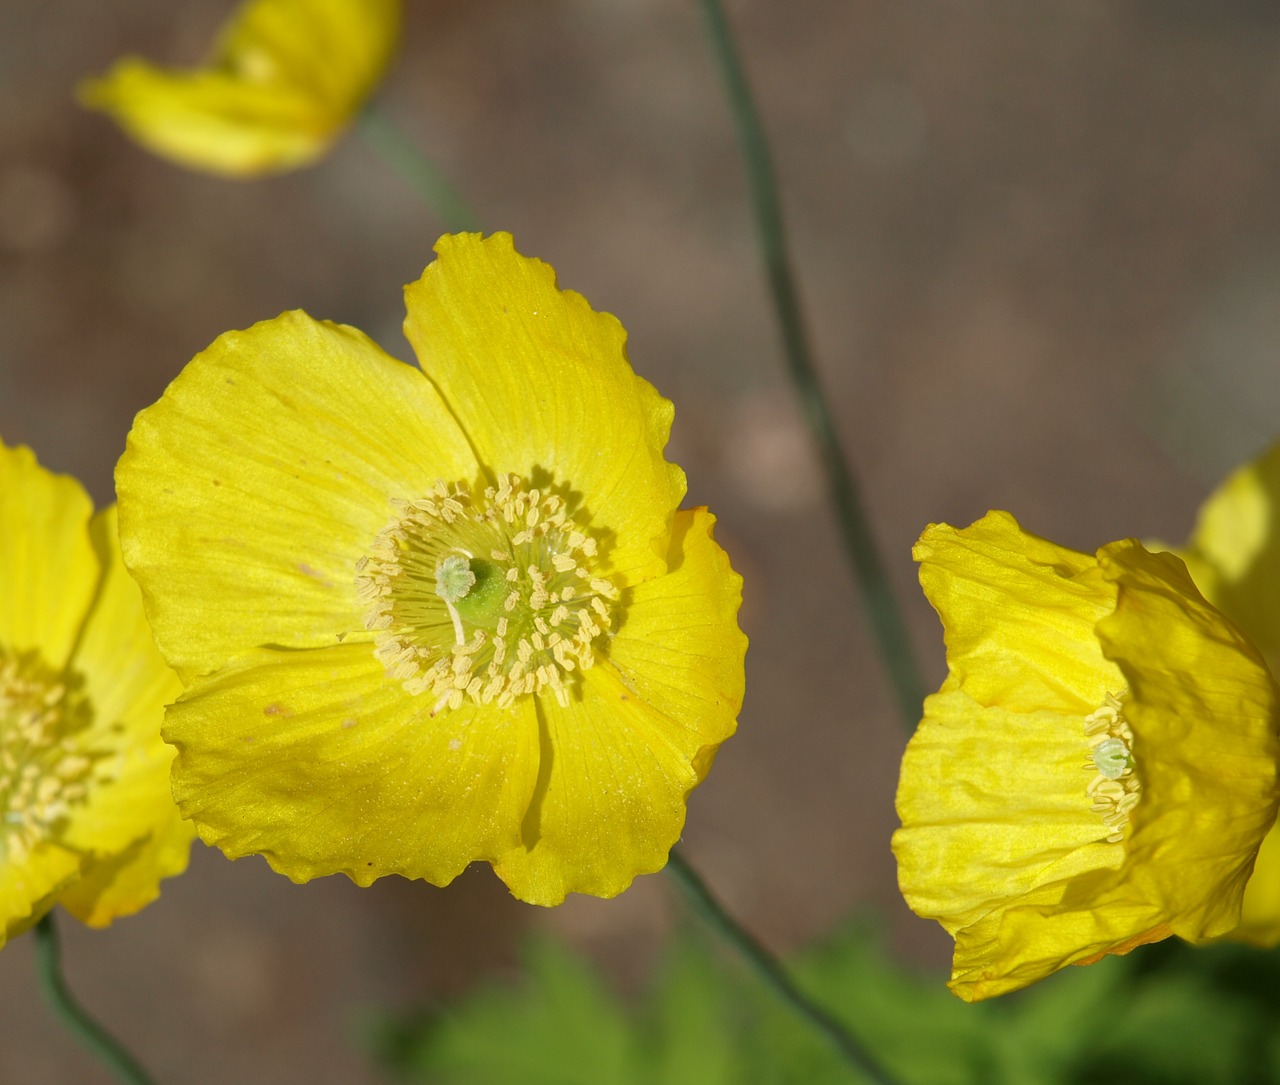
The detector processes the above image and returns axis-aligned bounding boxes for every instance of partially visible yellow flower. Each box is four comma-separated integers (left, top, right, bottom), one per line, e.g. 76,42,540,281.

894,510,1279,1001
80,0,400,177
0,440,192,946
1166,440,1280,946
115,231,746,906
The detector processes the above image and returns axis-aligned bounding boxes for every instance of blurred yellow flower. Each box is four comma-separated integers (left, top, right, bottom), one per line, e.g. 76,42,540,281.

80,0,400,177
0,439,192,946
894,510,1278,1001
116,232,746,906
1168,440,1280,947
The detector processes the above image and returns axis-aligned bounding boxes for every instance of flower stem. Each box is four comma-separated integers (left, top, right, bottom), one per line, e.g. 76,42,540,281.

33,913,157,1085
695,0,926,731
356,103,480,233
666,850,900,1085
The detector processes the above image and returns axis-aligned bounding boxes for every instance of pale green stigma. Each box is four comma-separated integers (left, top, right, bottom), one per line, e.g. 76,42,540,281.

1092,737,1131,781
435,554,476,604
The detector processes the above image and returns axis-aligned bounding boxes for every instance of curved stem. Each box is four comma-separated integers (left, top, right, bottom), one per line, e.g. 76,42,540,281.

696,0,927,731
33,913,157,1085
357,103,481,233
666,850,901,1085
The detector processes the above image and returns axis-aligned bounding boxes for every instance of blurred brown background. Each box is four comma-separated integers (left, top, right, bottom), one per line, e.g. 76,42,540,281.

5,0,1280,1080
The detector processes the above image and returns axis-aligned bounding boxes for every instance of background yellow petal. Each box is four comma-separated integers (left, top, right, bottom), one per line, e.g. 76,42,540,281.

1229,820,1280,947
216,0,400,112
80,62,330,177
116,311,477,683
491,664,707,906
606,508,744,751
404,233,687,586
0,441,99,668
1183,438,1280,661
914,511,1119,714
165,642,540,887
80,0,400,176
56,508,193,899
1096,539,1280,943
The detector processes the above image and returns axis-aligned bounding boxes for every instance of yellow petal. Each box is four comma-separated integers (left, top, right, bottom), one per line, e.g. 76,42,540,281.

58,813,195,929
491,662,710,906
607,508,745,754
116,311,477,683
80,0,399,177
404,233,687,586
1183,439,1280,660
912,511,1119,713
0,844,82,948
895,685,1120,939
1231,820,1280,947
0,443,99,668
1095,540,1279,942
55,508,193,917
164,642,541,887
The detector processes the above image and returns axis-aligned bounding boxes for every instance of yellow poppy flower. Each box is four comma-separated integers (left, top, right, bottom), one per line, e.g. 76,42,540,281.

1167,440,1280,946
0,440,192,946
80,0,400,177
115,232,746,906
894,510,1279,1001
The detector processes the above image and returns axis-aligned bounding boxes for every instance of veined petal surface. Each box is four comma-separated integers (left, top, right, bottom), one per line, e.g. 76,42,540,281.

405,234,686,586
80,0,399,176
164,642,540,886
117,311,477,683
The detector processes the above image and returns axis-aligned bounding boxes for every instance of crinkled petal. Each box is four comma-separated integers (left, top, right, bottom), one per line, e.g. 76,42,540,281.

165,642,540,887
894,684,1121,940
404,233,686,586
79,0,399,176
913,511,1118,714
0,443,99,669
117,311,477,683
54,508,192,915
606,508,744,760
899,514,1280,1001
491,662,711,906
1096,540,1280,942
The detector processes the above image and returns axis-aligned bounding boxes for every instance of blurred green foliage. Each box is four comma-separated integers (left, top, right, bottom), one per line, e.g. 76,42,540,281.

371,919,1280,1085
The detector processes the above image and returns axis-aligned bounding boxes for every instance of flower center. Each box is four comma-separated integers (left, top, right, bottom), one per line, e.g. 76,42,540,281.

0,648,96,864
1083,691,1140,844
355,474,620,712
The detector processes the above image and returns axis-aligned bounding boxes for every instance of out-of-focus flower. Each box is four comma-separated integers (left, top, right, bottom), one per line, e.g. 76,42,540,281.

116,232,746,906
0,439,192,946
894,510,1278,1001
1165,440,1280,946
80,0,401,177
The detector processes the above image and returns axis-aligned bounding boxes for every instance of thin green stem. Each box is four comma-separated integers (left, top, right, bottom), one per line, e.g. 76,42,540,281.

667,850,901,1085
696,0,926,731
357,103,480,233
33,913,157,1085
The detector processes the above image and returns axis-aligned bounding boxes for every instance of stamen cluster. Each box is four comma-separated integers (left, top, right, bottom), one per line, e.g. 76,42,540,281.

356,474,620,712
0,650,96,863
1084,691,1140,843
